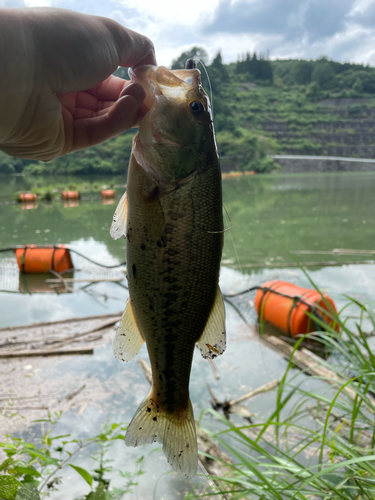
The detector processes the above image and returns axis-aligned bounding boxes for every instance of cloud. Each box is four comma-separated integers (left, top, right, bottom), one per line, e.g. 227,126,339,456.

0,0,26,6
49,0,139,19
203,0,354,42
3,0,375,66
350,1,375,27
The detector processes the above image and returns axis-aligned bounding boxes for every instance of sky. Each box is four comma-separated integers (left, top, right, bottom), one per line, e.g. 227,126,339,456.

2,0,375,67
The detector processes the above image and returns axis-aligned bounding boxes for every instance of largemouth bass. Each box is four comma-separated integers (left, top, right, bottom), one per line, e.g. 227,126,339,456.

110,63,226,478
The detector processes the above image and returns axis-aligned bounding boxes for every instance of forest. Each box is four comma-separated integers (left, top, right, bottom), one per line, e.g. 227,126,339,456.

2,48,375,175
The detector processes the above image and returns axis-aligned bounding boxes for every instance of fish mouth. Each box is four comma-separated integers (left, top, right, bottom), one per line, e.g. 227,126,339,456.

129,65,201,113
130,65,202,147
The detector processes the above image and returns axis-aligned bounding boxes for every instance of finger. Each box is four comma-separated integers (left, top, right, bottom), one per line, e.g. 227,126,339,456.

70,90,145,151
120,82,146,101
75,93,115,112
57,92,76,115
74,107,113,119
87,81,144,103
104,23,157,68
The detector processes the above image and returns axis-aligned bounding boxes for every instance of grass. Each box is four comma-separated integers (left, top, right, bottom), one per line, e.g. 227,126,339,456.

188,278,375,499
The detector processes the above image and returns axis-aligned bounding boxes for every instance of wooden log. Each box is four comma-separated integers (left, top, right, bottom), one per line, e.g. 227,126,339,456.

209,359,220,380
0,312,123,333
45,278,123,283
308,405,373,448
0,315,121,352
238,260,374,269
229,379,279,406
294,249,375,256
137,359,152,384
206,379,279,420
0,406,48,410
0,347,94,358
262,335,375,406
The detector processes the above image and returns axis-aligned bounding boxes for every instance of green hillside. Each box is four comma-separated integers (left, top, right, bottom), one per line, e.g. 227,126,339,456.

2,50,375,176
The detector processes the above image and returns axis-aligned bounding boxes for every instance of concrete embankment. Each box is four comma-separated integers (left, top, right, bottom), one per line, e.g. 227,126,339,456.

271,155,375,173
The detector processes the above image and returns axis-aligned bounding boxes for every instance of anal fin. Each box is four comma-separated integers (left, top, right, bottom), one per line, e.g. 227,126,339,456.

197,285,226,359
113,300,144,362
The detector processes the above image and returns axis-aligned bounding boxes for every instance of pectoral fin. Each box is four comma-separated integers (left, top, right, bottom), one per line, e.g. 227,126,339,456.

197,286,226,359
110,191,128,240
113,300,144,362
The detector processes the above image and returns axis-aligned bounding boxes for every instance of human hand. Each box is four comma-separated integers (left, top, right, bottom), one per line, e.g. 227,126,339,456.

0,8,156,161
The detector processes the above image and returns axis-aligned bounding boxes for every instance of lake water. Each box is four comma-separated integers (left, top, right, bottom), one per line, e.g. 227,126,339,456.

0,172,374,498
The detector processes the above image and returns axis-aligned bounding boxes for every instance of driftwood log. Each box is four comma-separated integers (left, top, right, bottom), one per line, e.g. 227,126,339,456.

0,313,121,357
262,335,375,407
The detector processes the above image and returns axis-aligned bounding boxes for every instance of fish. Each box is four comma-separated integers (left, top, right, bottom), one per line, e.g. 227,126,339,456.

110,63,226,478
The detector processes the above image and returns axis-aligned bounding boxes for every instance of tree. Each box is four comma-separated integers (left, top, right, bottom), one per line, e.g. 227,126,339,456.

311,58,335,89
170,47,208,70
209,51,229,87
236,51,273,82
211,51,223,69
292,61,313,85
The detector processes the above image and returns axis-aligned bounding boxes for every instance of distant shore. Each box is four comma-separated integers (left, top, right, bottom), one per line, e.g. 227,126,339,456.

270,155,375,173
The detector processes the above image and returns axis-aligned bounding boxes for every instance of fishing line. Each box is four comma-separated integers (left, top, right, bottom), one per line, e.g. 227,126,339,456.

208,204,233,234
228,219,243,275
195,58,214,118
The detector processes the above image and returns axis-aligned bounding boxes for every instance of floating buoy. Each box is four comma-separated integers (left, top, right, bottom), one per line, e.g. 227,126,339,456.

15,245,73,274
62,191,80,200
101,189,116,199
222,170,256,179
255,280,339,336
19,193,37,203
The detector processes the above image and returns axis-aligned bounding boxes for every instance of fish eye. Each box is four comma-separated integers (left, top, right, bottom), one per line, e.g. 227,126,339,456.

189,101,205,116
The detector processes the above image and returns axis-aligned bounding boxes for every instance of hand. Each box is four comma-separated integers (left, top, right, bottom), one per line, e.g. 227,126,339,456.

0,8,156,161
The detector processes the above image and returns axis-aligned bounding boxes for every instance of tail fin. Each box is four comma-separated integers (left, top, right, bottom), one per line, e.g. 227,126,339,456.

125,391,198,478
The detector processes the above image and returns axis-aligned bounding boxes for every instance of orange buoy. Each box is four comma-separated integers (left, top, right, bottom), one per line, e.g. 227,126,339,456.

62,191,80,200
255,280,339,336
101,189,116,199
15,245,73,274
19,193,37,203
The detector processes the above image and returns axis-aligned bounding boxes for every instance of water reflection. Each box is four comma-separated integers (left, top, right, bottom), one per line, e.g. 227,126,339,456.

63,199,80,208
21,202,38,210
18,272,74,294
102,198,115,205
